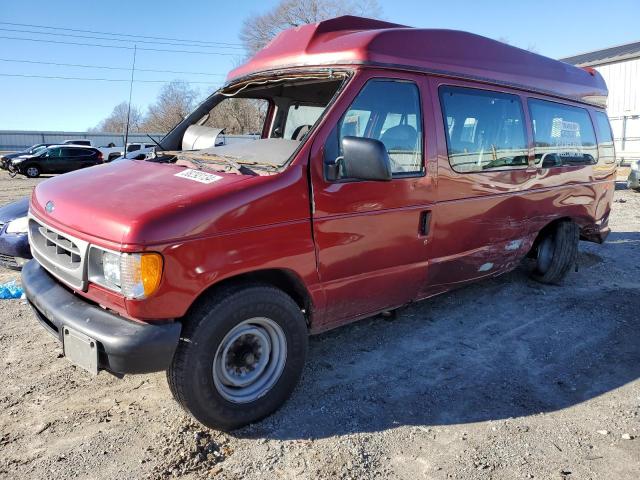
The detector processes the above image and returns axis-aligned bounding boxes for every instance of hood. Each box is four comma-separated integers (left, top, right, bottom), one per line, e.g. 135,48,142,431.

30,160,256,246
0,197,29,223
2,152,24,160
12,153,40,161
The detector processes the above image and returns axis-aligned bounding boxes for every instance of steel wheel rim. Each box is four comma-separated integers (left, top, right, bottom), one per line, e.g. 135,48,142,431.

213,317,287,404
27,167,38,177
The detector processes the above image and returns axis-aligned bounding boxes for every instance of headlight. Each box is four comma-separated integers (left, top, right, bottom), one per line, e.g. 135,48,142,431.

11,158,25,164
5,216,28,234
89,248,163,299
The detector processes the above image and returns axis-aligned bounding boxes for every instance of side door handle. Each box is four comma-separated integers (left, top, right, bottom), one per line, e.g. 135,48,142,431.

419,210,431,237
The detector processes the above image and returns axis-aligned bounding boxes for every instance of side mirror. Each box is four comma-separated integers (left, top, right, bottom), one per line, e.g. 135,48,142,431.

339,136,392,181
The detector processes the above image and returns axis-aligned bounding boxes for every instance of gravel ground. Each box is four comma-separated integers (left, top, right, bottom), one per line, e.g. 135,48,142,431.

0,170,638,479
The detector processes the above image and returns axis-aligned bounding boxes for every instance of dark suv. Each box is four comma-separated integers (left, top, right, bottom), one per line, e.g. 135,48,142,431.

10,145,103,178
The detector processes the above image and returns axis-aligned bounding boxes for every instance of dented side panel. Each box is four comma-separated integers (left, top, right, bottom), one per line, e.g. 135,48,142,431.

419,75,615,295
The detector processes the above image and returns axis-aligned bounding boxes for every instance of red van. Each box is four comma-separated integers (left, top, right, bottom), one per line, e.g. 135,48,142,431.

22,16,615,430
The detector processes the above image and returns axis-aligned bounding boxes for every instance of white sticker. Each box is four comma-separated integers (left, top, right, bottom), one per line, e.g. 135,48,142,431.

174,169,222,184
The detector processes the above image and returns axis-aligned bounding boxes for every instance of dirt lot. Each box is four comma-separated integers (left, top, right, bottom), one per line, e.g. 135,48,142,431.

0,170,638,480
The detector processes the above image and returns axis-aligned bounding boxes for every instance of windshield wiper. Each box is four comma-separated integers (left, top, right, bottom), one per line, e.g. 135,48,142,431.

178,152,258,176
146,134,165,152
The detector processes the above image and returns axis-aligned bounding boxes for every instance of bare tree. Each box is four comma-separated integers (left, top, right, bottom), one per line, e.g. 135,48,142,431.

205,98,268,134
142,81,199,133
91,102,142,133
240,0,382,55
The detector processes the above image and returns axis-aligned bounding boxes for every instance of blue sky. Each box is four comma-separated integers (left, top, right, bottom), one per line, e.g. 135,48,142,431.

1,0,638,131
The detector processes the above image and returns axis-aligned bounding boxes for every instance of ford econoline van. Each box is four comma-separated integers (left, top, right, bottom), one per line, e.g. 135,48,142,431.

22,16,615,430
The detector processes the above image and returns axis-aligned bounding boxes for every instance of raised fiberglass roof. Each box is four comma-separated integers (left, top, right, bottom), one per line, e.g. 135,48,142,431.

227,16,608,107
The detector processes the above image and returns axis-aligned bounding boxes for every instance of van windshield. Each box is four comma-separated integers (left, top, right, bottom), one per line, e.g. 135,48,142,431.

158,72,348,173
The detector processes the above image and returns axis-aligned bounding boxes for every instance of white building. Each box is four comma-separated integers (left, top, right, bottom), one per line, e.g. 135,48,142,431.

561,41,640,163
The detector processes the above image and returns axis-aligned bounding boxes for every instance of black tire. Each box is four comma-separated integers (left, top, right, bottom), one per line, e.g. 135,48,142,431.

531,220,579,285
167,284,308,431
24,165,40,178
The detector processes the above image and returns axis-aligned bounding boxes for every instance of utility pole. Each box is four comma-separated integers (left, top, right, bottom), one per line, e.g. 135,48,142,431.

124,44,137,149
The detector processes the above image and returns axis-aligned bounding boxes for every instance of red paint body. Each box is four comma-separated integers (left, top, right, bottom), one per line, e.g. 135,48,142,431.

29,17,614,333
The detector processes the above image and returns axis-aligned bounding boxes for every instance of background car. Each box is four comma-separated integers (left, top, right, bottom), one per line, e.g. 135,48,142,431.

112,146,155,162
126,142,157,153
9,144,104,178
0,197,30,270
628,160,640,191
1,143,54,170
64,139,124,161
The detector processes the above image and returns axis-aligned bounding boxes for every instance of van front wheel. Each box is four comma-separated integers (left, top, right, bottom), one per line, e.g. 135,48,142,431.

167,285,308,431
531,220,579,285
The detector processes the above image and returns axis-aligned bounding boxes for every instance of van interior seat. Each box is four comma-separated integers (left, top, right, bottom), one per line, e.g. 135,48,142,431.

380,124,418,151
292,124,312,141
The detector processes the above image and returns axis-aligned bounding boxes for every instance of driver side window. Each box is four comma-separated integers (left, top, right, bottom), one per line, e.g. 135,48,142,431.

46,148,62,158
333,79,424,177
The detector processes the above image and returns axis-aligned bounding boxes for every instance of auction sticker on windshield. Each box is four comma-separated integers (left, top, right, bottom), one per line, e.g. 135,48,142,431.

174,169,223,184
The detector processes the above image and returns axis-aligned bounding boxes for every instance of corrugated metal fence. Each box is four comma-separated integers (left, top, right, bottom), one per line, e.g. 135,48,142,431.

0,130,164,151
0,130,259,151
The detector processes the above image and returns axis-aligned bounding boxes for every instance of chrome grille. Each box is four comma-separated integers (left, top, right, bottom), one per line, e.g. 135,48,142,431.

37,225,82,265
28,216,89,290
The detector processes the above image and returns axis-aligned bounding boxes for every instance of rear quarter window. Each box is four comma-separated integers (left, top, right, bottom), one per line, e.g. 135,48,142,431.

528,99,598,167
594,111,616,164
439,86,528,173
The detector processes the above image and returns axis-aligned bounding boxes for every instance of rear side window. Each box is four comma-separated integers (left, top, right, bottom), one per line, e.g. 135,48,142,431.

439,86,528,173
528,99,597,167
62,148,81,157
337,79,423,175
594,111,616,164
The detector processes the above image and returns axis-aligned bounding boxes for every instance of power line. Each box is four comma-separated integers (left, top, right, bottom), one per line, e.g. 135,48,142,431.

0,58,227,76
0,21,244,47
0,35,240,56
0,72,222,85
0,26,245,50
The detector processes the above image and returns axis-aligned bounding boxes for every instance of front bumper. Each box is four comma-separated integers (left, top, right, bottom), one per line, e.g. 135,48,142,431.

0,231,31,270
21,260,181,374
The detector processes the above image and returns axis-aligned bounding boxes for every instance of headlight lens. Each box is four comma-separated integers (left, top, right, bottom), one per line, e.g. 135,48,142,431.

11,158,25,164
6,216,28,234
102,251,121,288
90,248,163,299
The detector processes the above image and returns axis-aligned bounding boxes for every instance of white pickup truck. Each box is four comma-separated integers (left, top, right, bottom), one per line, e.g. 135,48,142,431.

63,139,123,161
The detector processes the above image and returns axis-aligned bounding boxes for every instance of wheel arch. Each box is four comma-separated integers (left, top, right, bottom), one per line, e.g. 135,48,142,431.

527,216,579,257
185,268,314,326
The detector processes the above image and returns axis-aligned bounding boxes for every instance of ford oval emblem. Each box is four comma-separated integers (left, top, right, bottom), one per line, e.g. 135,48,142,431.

45,201,55,214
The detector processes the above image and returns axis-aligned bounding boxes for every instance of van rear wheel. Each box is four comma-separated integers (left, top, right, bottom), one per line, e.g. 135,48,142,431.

167,285,308,431
531,220,579,285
